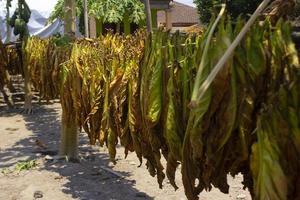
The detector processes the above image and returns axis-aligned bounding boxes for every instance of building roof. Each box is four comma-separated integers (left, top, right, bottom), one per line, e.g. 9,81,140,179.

142,0,171,9
157,1,200,26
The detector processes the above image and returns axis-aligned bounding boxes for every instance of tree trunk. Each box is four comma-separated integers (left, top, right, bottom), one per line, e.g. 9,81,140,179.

116,23,121,33
124,13,131,35
64,0,76,37
96,18,103,36
144,0,152,33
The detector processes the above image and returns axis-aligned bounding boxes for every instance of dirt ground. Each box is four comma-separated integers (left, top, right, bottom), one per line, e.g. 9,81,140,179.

0,101,252,200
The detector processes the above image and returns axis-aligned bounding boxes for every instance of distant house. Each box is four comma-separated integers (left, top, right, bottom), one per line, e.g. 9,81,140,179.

157,1,200,32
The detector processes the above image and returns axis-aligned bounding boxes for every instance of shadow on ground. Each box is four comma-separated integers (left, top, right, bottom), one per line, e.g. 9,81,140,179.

0,102,153,200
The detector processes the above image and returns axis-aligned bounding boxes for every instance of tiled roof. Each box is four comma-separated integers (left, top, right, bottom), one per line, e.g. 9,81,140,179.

141,0,171,9
157,1,200,26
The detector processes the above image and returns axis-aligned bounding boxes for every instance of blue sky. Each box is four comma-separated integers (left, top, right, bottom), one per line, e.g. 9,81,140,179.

1,0,196,13
177,0,195,7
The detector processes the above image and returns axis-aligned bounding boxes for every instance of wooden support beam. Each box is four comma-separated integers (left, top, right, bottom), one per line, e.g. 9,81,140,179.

145,0,153,33
165,8,172,30
83,0,89,38
89,16,97,38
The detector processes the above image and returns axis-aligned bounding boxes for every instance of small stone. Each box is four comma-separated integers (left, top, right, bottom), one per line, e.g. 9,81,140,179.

129,161,136,166
45,155,53,160
129,180,136,184
52,155,65,160
33,191,43,199
237,194,247,199
135,192,147,198
87,155,96,161
54,176,63,180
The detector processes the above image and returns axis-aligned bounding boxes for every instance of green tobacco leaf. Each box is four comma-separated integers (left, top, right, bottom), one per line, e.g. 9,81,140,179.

251,114,288,200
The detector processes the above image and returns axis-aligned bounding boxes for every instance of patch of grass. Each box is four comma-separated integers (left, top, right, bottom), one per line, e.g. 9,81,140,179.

15,160,37,173
1,167,11,175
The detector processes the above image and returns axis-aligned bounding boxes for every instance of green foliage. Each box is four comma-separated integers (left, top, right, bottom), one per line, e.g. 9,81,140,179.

193,0,262,23
48,0,64,23
89,0,145,24
48,0,83,23
50,33,73,47
8,0,31,39
49,0,145,25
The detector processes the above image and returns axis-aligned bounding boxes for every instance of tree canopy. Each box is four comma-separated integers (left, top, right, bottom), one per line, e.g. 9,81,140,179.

89,0,145,24
48,0,83,24
193,0,262,23
7,0,31,40
49,0,146,24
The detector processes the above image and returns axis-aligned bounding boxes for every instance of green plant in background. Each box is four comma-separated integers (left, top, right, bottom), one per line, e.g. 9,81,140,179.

48,0,146,35
193,0,262,23
8,0,31,40
48,0,85,34
89,0,145,24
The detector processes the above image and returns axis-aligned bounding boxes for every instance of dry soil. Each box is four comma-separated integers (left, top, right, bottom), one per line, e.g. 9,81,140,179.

0,101,251,200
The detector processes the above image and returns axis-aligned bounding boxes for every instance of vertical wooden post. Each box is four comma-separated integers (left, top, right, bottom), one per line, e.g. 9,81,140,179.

83,0,89,38
144,0,152,33
60,0,79,162
64,0,76,36
166,8,172,30
89,16,97,38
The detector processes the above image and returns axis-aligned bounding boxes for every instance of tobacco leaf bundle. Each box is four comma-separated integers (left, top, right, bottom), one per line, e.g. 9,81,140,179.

23,19,300,200
24,36,72,100
61,32,146,164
